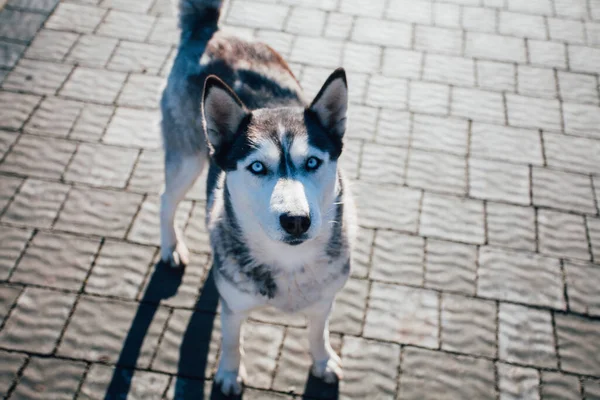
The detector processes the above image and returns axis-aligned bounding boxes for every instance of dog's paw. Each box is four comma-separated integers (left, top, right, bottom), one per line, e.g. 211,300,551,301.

160,241,189,268
215,366,246,396
311,351,343,384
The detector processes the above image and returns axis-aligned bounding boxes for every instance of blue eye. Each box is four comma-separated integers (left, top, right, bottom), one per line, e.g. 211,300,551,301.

306,157,321,171
248,161,266,175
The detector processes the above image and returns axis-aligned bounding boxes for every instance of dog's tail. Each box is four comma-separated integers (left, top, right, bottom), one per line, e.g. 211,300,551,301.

177,0,223,45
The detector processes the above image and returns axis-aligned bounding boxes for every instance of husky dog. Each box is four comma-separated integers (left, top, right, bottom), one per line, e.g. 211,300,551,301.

160,0,357,394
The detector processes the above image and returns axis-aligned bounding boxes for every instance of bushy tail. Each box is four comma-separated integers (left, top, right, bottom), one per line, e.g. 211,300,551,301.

177,0,223,44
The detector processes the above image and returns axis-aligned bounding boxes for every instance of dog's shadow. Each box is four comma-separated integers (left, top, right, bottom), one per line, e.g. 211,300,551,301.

103,261,339,400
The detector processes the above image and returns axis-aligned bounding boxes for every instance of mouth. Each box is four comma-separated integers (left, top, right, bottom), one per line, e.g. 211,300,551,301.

283,237,307,246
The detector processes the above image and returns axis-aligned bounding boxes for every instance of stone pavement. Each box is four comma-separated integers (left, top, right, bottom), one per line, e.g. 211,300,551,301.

1,0,600,398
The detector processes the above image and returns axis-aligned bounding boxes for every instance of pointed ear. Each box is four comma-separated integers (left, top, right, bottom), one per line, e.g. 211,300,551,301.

202,75,249,154
308,68,348,138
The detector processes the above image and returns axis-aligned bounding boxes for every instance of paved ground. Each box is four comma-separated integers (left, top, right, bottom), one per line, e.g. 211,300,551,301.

0,0,600,398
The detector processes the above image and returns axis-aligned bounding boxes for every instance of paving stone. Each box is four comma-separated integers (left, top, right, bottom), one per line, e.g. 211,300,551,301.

386,0,431,24
163,377,212,400
381,47,422,79
339,0,385,17
351,226,374,279
339,138,361,180
0,9,45,42
54,186,143,238
342,42,381,74
424,54,475,87
584,379,600,398
11,357,86,400
548,18,586,44
406,149,466,195
78,363,170,400
399,347,496,400
543,132,600,175
554,0,588,18
128,195,192,246
506,94,562,131
152,309,220,378
0,40,25,69
441,294,496,357
60,67,127,103
127,149,163,193
499,11,546,39
103,107,161,149
45,3,106,33
412,114,469,156
541,372,581,400
24,29,77,61
569,46,600,75
590,217,600,262
225,0,288,30
0,351,26,395
353,182,421,231
564,260,600,317
477,60,516,91
370,230,424,285
532,167,596,214
340,336,400,400
538,209,589,261
563,102,600,139
96,10,155,41
0,135,76,179
108,41,170,74
323,12,353,39
0,284,20,326
359,142,406,185
3,58,73,95
558,71,599,105
452,87,505,124
517,65,556,99
469,158,530,205
587,22,600,46
364,282,439,347
425,239,477,294
366,75,407,109
0,174,23,212
0,130,19,159
2,179,69,229
148,17,179,45
24,97,83,137
420,193,485,244
375,109,410,146
506,0,552,14
434,2,460,28
0,226,31,280
555,313,600,376
415,25,463,55
70,103,114,142
351,17,412,47
497,363,540,400
183,203,211,254
329,277,368,336
242,321,285,389
465,32,526,63
462,6,496,33
0,287,76,353
471,122,543,165
285,7,325,36
498,303,557,368
477,246,564,309
486,202,536,251
528,39,567,69
0,91,40,130
409,81,449,115
65,34,119,67
249,305,306,328
99,0,154,13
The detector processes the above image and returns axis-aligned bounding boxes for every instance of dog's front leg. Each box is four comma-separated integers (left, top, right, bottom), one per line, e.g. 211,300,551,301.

215,303,248,396
305,298,342,383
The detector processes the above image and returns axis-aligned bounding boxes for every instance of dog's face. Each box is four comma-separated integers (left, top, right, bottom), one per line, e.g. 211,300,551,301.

202,69,348,246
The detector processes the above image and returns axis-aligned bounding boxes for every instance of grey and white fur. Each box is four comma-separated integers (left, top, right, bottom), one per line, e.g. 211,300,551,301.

160,0,357,395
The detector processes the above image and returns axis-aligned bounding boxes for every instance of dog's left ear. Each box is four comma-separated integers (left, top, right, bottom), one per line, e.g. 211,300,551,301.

309,68,348,139
202,75,249,154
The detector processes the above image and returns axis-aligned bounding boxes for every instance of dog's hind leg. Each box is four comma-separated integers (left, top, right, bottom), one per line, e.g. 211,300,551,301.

305,298,343,383
160,154,204,267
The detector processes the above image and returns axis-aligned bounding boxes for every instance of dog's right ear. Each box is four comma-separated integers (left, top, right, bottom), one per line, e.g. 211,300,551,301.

202,75,249,154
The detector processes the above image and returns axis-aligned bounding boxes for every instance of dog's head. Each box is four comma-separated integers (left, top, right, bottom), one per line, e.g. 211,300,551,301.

202,68,348,246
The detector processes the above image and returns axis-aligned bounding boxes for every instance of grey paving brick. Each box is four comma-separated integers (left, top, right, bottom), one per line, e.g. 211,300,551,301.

477,60,516,92
587,22,600,46
0,285,20,326
0,226,31,280
486,202,536,251
538,209,590,261
0,135,76,179
584,379,600,398
359,142,406,184
554,0,588,18
409,81,449,115
70,103,114,142
517,65,557,99
351,17,412,47
324,12,353,39
11,357,86,400
0,287,76,353
471,122,542,165
0,130,18,159
366,75,407,109
148,17,179,45
555,313,600,375
225,0,288,30
340,337,400,399
528,39,567,69
0,91,40,130
2,179,69,229
364,283,439,347
242,322,286,389
548,18,586,44
452,87,505,124
387,0,432,24
406,149,467,195
497,363,540,400
339,138,361,180
128,195,191,246
462,6,497,33
541,372,581,400
24,97,83,137
108,41,170,74
0,174,23,212
420,193,485,244
399,347,496,400
290,36,343,68
415,25,463,55
183,202,211,254
3,58,73,95
425,239,477,294
285,7,325,36
342,42,381,74
506,0,552,14
558,71,599,105
424,54,475,87
24,29,78,61
329,277,368,336
0,40,25,69
103,108,161,149
588,217,600,263
412,114,469,156
99,0,154,13
60,67,127,103
477,246,564,309
0,351,26,395
255,30,294,58
499,11,546,39
465,32,526,63
532,167,596,214
469,158,530,205
375,109,410,146
434,2,461,28
563,102,600,139
564,260,600,316
348,227,373,280
506,93,562,131
381,47,422,79
441,294,496,357
96,10,155,41
370,230,424,285
45,3,106,33
353,182,421,231
498,303,557,367
0,9,45,42
543,132,600,175
339,0,386,17
65,34,119,68
54,186,143,238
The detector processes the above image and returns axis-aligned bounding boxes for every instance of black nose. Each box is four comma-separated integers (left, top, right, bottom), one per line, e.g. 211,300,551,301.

280,214,311,236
